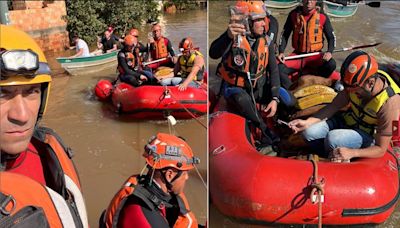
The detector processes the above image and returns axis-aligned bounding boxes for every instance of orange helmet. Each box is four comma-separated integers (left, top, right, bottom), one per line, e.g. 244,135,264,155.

129,28,139,37
340,51,378,87
124,35,135,46
236,1,266,20
179,37,193,52
144,133,200,171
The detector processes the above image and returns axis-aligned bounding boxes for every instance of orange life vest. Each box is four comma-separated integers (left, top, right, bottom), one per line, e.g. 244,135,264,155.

152,37,169,59
102,175,198,228
264,16,270,34
217,36,269,88
118,52,136,75
292,7,324,53
0,127,88,228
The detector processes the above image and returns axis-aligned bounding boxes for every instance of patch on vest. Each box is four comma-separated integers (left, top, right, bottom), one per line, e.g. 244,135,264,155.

165,145,182,156
233,54,245,67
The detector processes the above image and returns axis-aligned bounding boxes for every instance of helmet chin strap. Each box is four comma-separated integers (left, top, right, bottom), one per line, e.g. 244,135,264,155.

161,169,183,191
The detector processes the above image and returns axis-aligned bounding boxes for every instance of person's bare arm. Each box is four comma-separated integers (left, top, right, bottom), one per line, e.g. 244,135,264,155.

178,55,204,91
107,44,117,53
289,91,349,133
314,90,349,120
70,48,83,58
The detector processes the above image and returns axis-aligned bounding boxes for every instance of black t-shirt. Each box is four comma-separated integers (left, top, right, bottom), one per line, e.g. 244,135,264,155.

101,37,117,53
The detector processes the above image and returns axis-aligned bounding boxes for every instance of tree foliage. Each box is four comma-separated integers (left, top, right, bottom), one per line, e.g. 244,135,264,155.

64,0,160,45
164,0,199,10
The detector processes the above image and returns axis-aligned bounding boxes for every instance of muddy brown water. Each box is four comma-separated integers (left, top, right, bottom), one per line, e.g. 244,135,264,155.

42,9,207,226
209,1,400,227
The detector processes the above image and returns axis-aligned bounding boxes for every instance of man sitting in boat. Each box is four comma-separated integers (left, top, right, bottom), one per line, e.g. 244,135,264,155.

289,51,400,161
160,37,205,91
0,25,88,227
117,35,154,87
100,133,200,228
278,0,337,89
70,33,90,58
97,30,118,53
147,23,176,69
210,0,280,150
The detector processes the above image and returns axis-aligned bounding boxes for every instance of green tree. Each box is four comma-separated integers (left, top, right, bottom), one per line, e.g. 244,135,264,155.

64,0,160,45
100,0,160,36
63,0,105,45
164,0,198,10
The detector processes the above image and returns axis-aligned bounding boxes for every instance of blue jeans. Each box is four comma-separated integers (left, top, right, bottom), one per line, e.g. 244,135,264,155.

160,77,199,88
302,115,374,158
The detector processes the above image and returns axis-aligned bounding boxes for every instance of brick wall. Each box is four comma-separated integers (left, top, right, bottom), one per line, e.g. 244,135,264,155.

8,0,69,52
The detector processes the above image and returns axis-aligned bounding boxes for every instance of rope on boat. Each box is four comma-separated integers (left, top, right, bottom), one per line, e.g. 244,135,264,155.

309,155,324,228
194,165,207,190
166,89,207,129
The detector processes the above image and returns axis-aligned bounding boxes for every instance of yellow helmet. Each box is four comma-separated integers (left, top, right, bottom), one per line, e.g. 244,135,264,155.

0,25,52,119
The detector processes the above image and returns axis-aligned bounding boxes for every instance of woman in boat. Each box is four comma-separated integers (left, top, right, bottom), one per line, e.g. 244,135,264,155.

209,0,280,148
100,133,200,228
289,51,400,161
278,0,337,89
160,37,205,91
117,35,154,87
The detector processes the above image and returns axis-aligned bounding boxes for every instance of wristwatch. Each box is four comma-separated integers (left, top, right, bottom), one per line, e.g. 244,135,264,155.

272,97,280,104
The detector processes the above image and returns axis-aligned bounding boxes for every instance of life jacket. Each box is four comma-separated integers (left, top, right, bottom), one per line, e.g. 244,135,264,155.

117,52,136,75
0,127,88,228
216,36,269,88
179,50,204,81
343,70,400,135
101,175,198,228
264,16,270,35
152,37,169,59
292,7,324,53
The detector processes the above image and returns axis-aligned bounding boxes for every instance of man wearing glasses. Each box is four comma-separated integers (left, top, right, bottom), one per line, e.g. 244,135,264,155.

289,51,400,162
147,23,176,69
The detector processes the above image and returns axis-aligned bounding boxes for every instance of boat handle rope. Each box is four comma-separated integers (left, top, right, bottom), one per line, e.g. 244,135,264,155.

167,89,207,129
310,155,325,228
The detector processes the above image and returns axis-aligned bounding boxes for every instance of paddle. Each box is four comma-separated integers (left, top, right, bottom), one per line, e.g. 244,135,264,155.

284,42,382,61
365,1,380,8
142,47,200,66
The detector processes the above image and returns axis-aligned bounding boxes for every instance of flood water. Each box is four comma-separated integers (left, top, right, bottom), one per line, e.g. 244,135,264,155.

42,9,207,226
209,1,400,227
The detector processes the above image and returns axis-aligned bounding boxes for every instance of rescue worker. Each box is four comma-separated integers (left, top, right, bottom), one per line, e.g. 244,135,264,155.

289,51,400,160
0,25,88,227
117,35,154,87
160,37,205,91
147,23,176,69
278,0,337,89
209,0,280,150
100,133,200,228
127,28,150,73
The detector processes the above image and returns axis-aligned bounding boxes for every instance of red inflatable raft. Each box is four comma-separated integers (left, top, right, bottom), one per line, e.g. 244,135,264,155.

109,83,207,119
209,111,399,225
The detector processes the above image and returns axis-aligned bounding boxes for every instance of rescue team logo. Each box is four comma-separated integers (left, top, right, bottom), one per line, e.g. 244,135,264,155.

349,63,358,74
234,54,244,66
165,145,182,156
